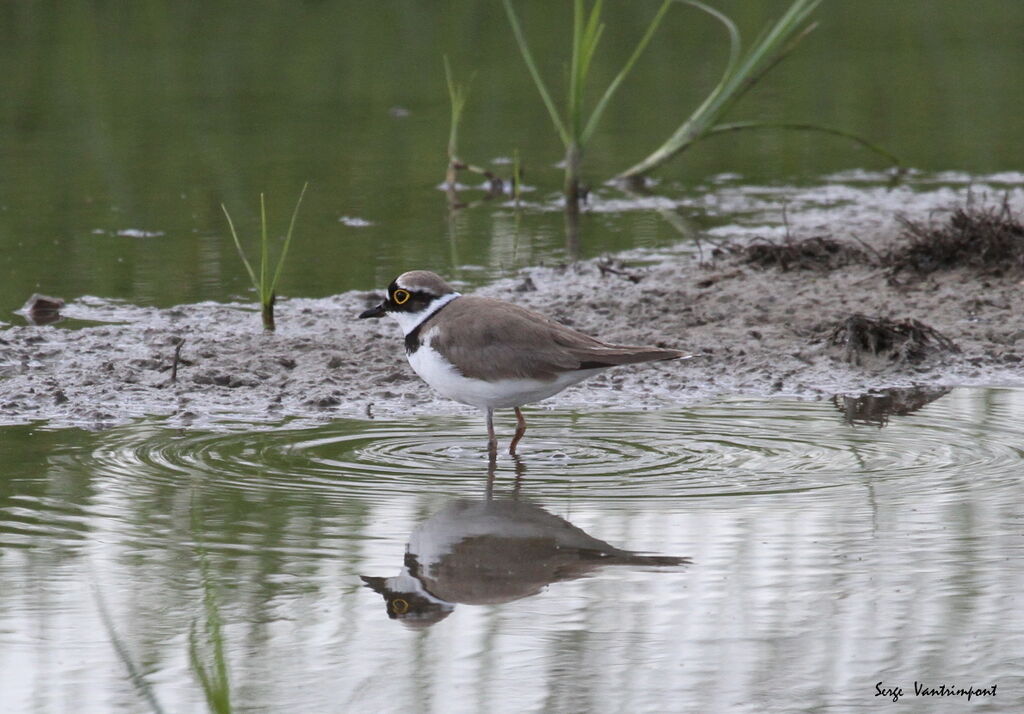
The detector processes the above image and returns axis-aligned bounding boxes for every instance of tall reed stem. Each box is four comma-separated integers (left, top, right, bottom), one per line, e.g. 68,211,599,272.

564,142,583,206
503,0,670,205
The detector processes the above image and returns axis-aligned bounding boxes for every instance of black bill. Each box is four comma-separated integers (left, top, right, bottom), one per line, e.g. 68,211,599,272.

359,303,386,319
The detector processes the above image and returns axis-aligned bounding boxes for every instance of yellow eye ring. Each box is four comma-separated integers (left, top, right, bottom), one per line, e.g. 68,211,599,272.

392,289,411,305
391,598,410,614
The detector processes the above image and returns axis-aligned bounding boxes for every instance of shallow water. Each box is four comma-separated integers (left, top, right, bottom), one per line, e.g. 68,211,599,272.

1,387,1021,712
3,2,1024,315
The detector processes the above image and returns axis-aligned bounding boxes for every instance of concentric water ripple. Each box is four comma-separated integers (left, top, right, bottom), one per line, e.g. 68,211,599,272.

76,388,1024,506
2,388,1022,714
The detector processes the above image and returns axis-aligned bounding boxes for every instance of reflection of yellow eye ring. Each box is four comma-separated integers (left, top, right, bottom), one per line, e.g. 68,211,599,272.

391,598,410,614
393,289,411,305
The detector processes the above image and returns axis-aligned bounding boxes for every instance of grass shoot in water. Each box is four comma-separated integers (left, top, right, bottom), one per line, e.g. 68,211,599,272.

444,55,472,187
95,585,169,714
442,57,506,198
503,0,671,205
222,183,309,331
188,549,234,714
94,545,235,714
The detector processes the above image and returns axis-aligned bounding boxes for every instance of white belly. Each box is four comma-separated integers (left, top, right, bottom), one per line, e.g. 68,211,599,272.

407,343,601,410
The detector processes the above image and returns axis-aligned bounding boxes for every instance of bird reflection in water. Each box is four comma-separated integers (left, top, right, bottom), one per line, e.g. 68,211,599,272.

361,464,689,628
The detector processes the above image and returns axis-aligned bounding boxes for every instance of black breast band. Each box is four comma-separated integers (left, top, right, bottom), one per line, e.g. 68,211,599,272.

405,299,456,355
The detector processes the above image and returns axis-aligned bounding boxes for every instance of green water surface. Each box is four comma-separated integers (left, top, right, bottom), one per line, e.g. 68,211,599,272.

1,1,1022,313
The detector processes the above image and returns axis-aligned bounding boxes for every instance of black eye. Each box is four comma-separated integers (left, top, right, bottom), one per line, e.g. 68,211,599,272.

392,289,411,305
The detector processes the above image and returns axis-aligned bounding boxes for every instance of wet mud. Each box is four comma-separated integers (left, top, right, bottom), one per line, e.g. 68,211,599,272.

1,186,1022,429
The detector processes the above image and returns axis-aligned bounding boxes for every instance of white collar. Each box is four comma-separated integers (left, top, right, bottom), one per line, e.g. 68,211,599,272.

390,292,461,336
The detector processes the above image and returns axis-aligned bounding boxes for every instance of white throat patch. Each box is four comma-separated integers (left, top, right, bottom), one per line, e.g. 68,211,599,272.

390,292,461,336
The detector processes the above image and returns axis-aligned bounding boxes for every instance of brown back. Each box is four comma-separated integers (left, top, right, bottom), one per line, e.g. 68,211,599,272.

423,296,684,381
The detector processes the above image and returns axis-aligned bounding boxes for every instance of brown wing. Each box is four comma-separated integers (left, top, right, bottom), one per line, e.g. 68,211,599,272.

426,297,684,381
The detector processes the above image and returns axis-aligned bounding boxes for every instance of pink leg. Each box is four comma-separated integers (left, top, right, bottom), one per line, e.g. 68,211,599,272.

509,407,527,456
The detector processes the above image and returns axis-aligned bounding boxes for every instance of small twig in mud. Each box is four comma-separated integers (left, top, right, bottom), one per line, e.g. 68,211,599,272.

848,234,884,265
887,195,1024,277
171,338,186,383
616,180,722,264
449,160,506,195
826,313,959,365
698,234,731,264
597,257,644,282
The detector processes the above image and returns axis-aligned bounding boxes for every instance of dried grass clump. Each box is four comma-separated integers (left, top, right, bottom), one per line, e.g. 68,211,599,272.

888,198,1024,276
739,236,868,272
827,313,958,365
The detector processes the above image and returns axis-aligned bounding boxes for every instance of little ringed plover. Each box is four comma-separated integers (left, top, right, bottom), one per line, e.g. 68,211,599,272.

359,270,687,457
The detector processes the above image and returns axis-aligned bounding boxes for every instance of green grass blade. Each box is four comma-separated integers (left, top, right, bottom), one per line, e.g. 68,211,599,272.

628,0,745,142
221,203,258,290
676,0,742,102
571,0,604,140
189,550,233,714
207,589,231,712
189,618,232,714
444,55,465,115
568,0,584,139
444,56,471,161
94,585,169,714
444,55,458,158
730,2,820,85
693,0,820,123
259,193,269,304
581,0,671,144
686,0,741,78
707,121,902,165
502,0,571,146
188,625,215,705
269,182,309,293
579,9,605,93
616,0,822,179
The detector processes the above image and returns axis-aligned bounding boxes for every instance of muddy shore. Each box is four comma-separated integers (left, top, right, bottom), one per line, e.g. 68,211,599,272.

2,181,1022,430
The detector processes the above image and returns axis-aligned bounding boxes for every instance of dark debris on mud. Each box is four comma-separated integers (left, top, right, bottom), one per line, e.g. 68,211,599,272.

826,313,959,365
887,197,1024,276
732,236,871,272
18,293,65,325
597,256,645,282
